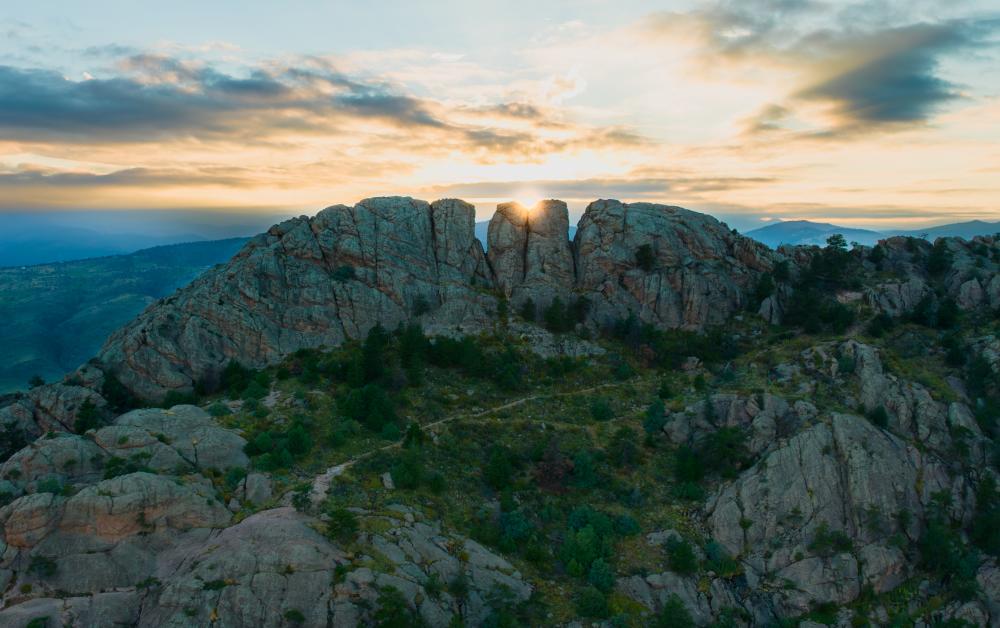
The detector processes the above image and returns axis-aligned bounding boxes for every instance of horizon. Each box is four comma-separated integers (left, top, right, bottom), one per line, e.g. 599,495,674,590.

2,1,999,231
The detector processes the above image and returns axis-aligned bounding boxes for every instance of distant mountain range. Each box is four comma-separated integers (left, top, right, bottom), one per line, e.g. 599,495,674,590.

744,219,1000,248
0,237,248,393
0,210,290,267
893,219,1000,241
744,220,885,248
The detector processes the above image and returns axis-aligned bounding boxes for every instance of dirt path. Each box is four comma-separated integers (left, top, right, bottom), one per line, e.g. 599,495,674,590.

308,379,639,503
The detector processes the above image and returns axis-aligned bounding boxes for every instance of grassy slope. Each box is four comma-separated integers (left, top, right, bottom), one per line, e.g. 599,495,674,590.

0,237,248,393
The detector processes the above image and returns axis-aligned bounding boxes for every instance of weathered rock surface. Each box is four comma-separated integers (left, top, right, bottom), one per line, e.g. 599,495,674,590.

56,196,775,401
867,235,1000,317
706,412,954,615
605,338,1000,624
573,200,774,329
96,197,498,400
487,200,575,310
839,340,991,465
866,276,931,317
0,382,107,441
662,392,816,456
617,570,745,625
0,408,529,628
0,405,248,501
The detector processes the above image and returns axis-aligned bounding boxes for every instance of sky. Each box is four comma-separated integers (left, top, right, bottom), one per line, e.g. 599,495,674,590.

1,0,999,229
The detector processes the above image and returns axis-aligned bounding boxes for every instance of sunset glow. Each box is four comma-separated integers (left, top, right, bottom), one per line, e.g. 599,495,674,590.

1,1,998,228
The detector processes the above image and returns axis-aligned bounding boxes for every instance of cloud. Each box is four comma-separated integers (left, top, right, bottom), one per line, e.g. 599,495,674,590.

0,53,646,159
0,166,251,188
644,1,997,137
785,22,978,134
425,172,775,200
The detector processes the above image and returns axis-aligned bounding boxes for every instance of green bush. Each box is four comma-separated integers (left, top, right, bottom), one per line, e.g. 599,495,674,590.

673,446,704,483
28,555,57,578
607,426,641,468
483,446,515,491
590,398,613,422
643,400,666,436
242,380,268,401
867,312,895,338
972,476,1000,556
286,423,313,457
519,298,536,322
374,586,426,627
657,380,675,399
339,384,398,432
570,450,599,489
635,244,655,271
575,585,610,618
100,372,140,414
0,423,28,464
587,558,615,592
36,477,64,495
868,406,890,429
163,390,196,407
391,448,425,490
703,540,740,577
809,522,853,557
223,467,246,491
411,294,432,317
208,402,231,417
701,427,749,478
919,515,979,599
220,360,253,396
752,273,775,308
326,507,360,543
74,399,102,434
672,481,705,501
543,296,574,333
665,537,698,575
103,452,152,479
653,594,695,628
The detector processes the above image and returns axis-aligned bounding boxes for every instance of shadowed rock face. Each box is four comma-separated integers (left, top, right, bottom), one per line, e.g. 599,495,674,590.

65,196,773,401
487,200,575,309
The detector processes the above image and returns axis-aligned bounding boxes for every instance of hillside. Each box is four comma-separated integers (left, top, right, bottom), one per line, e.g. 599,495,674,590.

892,220,1000,241
745,220,884,248
745,218,1000,250
0,238,248,393
0,198,998,627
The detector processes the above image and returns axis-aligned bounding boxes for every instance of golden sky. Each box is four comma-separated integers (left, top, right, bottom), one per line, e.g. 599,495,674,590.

0,0,998,229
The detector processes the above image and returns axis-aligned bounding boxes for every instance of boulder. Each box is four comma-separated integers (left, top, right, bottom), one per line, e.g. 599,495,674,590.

93,405,249,473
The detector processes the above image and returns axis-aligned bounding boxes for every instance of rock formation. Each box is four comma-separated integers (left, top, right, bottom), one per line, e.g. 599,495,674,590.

36,196,775,403
574,200,773,329
487,200,575,310
0,406,530,627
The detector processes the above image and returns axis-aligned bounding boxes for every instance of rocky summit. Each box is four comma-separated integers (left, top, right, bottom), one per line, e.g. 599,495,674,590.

0,198,998,627
80,196,772,403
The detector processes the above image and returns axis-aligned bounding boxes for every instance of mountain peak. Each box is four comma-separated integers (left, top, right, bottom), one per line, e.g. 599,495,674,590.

88,197,773,401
